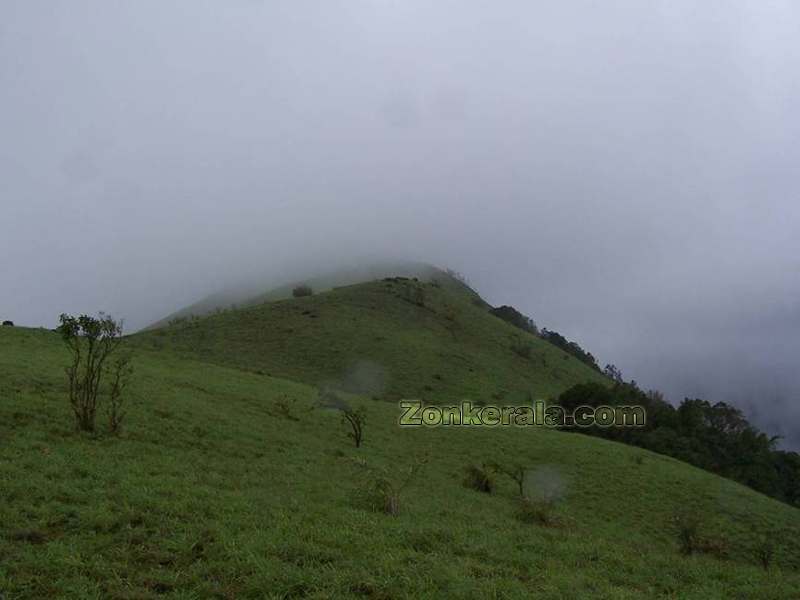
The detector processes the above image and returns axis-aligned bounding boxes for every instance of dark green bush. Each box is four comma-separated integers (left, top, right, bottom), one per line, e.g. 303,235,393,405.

57,313,133,433
463,464,494,494
515,497,560,527
292,284,313,297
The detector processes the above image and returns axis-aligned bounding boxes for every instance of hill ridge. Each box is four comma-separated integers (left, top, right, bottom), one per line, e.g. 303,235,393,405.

133,275,606,404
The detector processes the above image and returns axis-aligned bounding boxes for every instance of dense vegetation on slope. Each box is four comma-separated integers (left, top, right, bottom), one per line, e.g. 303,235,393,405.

133,277,607,404
473,291,800,508
138,271,800,508
2,326,800,598
488,304,602,372
557,382,800,507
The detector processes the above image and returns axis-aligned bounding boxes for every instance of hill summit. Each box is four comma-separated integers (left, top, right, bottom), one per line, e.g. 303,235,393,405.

134,265,606,404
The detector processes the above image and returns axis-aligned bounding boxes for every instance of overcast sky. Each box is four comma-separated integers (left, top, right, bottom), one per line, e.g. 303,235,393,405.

2,1,799,445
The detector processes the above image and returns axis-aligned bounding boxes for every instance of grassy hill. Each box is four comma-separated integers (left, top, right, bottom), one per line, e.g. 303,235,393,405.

145,261,463,331
3,274,800,598
2,326,800,598
132,276,604,404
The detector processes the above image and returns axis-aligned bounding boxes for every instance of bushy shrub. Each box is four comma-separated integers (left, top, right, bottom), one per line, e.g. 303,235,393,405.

674,512,702,555
292,284,313,298
603,363,624,383
399,282,425,307
754,536,776,570
463,464,494,494
273,396,300,421
511,339,532,359
442,304,459,323
57,313,133,433
368,476,401,516
515,497,560,527
672,510,730,558
540,328,600,371
489,305,538,335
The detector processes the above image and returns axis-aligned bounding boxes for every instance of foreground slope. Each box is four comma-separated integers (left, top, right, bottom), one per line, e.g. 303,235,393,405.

134,277,604,404
2,326,800,599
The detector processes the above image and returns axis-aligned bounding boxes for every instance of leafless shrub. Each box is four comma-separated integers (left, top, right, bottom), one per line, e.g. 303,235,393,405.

754,535,776,570
107,353,134,434
673,512,703,555
489,461,527,497
672,511,729,558
361,454,428,516
342,407,365,448
318,388,365,448
273,395,300,421
515,497,561,527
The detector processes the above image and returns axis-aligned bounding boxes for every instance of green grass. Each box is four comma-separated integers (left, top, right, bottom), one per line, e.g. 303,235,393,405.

146,261,471,330
132,277,605,404
1,326,799,598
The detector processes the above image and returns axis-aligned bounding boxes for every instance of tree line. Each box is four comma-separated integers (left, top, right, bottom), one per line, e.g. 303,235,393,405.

488,302,799,506
557,380,800,507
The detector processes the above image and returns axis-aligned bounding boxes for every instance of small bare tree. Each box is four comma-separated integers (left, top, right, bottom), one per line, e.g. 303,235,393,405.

489,461,528,497
318,388,366,448
754,535,776,571
342,406,365,448
354,454,428,517
107,353,134,434
58,313,132,433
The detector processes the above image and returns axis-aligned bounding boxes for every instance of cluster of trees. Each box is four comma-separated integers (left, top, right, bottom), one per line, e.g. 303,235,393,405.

489,305,538,336
487,303,600,370
488,300,800,506
539,329,600,370
484,301,798,505
557,381,800,507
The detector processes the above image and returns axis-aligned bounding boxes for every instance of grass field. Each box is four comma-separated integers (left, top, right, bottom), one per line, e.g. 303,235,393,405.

2,278,800,598
132,277,605,405
145,262,463,331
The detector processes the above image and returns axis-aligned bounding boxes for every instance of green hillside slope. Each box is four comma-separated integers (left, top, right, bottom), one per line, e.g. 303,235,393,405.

1,326,799,598
133,276,604,404
145,261,467,331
